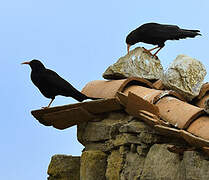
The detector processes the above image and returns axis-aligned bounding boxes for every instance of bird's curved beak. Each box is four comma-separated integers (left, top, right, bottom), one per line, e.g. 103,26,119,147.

127,44,131,55
21,61,30,65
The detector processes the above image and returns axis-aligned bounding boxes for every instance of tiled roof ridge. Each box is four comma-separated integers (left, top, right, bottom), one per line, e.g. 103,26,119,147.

31,77,209,154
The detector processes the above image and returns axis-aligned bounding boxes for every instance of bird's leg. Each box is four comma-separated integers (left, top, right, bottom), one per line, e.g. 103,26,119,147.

143,46,163,58
153,46,163,57
47,98,55,107
142,47,156,56
147,46,160,52
42,98,55,109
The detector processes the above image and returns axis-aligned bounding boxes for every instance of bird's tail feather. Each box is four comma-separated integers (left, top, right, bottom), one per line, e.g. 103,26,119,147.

73,91,102,102
179,29,201,38
181,29,200,33
87,96,102,101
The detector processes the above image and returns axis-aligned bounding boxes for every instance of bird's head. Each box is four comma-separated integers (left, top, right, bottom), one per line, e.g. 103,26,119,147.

126,35,131,54
21,59,46,71
126,32,136,55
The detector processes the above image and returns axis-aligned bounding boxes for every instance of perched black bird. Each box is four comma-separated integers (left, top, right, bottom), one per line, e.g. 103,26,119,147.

22,60,97,108
126,22,201,56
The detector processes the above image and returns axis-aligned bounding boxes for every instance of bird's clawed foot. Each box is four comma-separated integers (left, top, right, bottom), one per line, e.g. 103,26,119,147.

142,47,154,56
142,47,160,59
41,106,49,109
142,47,158,59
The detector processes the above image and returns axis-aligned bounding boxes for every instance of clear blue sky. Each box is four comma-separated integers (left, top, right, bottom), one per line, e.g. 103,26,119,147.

1,1,209,179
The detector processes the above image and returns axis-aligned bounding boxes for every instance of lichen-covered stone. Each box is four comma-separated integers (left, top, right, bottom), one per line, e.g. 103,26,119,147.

103,47,163,80
163,54,206,101
112,133,141,147
106,150,124,180
47,155,80,180
80,150,107,180
85,141,114,152
119,119,155,134
121,152,145,180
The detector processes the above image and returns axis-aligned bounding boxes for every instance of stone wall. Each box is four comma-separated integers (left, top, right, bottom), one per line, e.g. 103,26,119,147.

47,111,209,180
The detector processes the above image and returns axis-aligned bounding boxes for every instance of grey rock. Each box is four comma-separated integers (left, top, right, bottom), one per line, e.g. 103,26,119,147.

47,155,80,180
137,144,150,157
85,142,114,152
139,132,162,145
163,54,206,101
106,150,124,180
140,144,182,180
77,111,132,145
80,150,107,180
119,119,155,134
182,151,209,180
121,152,145,180
103,47,163,80
112,133,142,147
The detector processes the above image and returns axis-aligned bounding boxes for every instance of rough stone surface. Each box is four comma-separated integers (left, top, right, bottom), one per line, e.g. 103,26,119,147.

121,151,145,180
119,120,155,134
80,150,107,180
140,144,182,180
48,111,209,180
47,155,80,180
163,54,206,101
182,151,209,180
106,150,124,180
77,111,132,145
103,47,163,80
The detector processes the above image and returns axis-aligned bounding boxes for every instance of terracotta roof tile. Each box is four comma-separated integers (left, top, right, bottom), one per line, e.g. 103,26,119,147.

125,92,159,117
138,110,162,127
155,96,205,129
152,79,165,90
31,98,123,129
43,107,95,130
194,93,209,108
123,85,163,103
31,77,209,149
180,130,209,148
116,92,128,106
202,147,209,156
81,77,153,99
187,116,209,140
196,83,209,100
154,125,181,138
123,86,185,104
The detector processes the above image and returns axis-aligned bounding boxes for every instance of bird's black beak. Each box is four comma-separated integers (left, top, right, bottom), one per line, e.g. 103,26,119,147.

127,44,131,55
21,61,30,65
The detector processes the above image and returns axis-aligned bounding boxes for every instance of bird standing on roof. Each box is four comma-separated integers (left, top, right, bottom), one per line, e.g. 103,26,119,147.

22,59,97,108
126,22,201,57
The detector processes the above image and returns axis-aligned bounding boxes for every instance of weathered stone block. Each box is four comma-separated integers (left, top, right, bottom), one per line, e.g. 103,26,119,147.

121,152,145,180
47,155,80,180
140,144,182,180
103,47,163,80
182,151,209,180
77,111,132,145
112,133,142,147
163,54,206,101
119,120,154,134
85,141,114,152
80,150,107,180
106,150,124,180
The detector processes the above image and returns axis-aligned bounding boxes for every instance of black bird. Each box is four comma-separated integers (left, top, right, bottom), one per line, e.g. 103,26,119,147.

126,22,201,57
22,59,97,108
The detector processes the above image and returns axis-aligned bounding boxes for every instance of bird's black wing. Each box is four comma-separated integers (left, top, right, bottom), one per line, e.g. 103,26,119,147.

141,23,200,40
42,69,88,101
